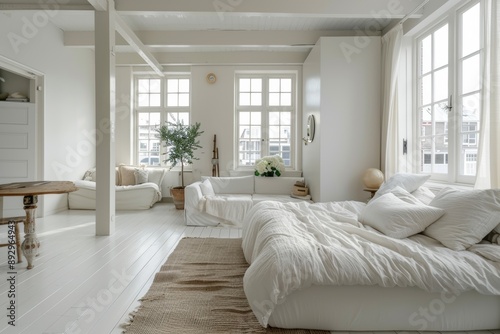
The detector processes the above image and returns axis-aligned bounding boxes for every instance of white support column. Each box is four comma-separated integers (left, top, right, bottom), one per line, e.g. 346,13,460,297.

94,0,116,236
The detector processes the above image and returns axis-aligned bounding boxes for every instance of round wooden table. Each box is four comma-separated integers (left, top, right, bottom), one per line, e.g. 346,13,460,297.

0,181,77,269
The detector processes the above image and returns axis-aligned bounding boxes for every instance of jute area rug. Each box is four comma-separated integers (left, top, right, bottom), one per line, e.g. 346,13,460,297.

123,237,328,334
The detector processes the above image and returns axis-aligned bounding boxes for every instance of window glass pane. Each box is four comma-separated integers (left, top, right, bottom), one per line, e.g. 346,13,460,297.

434,105,448,136
240,93,250,106
462,93,480,127
178,113,189,125
269,79,280,92
251,78,262,92
178,93,189,107
138,94,149,107
462,54,480,94
251,112,261,125
167,94,177,107
281,78,292,92
167,79,178,93
434,67,448,102
240,112,250,124
179,79,190,92
281,112,291,125
150,79,161,93
138,79,149,93
421,74,432,105
269,93,280,106
269,126,280,138
269,112,280,125
250,126,261,138
239,126,249,138
281,125,291,138
281,93,292,106
434,24,448,69
240,78,250,91
150,93,161,107
150,113,160,125
251,93,262,106
421,35,432,74
462,3,480,57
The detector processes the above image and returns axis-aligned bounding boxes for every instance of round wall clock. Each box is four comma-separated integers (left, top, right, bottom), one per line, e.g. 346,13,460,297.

206,73,217,84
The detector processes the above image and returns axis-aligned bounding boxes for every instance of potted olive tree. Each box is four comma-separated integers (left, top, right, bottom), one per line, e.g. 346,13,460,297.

157,121,203,209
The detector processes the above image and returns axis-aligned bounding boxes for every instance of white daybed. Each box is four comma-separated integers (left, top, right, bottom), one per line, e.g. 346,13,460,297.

68,165,166,210
184,175,311,226
242,173,500,331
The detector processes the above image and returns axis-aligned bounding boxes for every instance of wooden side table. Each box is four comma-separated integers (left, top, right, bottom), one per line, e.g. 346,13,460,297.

363,188,379,199
0,181,77,269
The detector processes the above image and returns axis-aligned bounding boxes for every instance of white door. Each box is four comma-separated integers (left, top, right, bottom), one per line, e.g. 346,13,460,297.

0,101,36,217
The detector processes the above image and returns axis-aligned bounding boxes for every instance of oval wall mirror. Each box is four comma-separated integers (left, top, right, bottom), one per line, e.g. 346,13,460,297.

306,114,315,143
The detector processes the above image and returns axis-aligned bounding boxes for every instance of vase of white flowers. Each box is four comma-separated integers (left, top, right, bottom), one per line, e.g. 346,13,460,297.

254,155,285,177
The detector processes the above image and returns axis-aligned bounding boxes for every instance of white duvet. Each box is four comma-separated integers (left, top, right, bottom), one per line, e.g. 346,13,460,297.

242,201,500,327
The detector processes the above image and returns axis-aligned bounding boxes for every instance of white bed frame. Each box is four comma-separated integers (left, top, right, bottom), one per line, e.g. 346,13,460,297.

268,284,500,331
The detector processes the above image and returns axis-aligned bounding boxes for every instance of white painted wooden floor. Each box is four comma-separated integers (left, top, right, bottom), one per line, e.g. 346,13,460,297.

1,203,499,334
0,203,241,334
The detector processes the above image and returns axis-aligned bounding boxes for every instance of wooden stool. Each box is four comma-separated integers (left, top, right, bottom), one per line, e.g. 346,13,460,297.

0,216,24,263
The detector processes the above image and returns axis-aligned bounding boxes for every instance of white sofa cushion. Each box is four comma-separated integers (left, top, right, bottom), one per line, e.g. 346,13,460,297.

201,175,254,194
254,177,304,195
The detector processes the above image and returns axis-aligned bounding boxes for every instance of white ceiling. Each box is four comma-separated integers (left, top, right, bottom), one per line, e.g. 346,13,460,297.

0,0,443,65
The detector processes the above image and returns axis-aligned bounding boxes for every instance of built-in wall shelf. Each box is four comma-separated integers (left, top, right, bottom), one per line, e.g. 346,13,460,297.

0,68,31,102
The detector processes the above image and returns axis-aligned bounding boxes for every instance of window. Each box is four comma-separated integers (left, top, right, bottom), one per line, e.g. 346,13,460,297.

415,1,484,183
135,75,191,166
236,74,296,169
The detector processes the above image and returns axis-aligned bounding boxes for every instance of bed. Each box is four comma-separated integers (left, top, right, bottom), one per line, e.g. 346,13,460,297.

241,174,500,331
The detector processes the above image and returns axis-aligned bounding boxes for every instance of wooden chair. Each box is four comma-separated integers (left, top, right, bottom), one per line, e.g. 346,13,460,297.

0,216,24,263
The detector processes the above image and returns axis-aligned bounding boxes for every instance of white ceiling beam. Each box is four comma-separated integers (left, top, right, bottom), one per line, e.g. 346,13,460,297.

115,0,424,19
116,51,309,66
64,29,380,48
113,13,164,76
0,3,92,10
87,0,108,11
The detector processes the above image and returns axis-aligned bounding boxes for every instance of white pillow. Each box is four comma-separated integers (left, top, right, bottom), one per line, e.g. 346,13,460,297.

424,188,500,251
134,168,148,184
389,186,424,205
360,193,445,239
374,173,430,200
200,179,215,197
411,186,435,205
147,168,166,188
201,175,254,194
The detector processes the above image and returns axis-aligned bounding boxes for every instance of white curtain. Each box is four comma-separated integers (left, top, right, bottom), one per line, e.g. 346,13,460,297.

475,0,500,189
381,25,403,180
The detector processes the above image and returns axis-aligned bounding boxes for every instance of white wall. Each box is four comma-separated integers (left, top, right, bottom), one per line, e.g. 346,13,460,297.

303,37,381,202
0,11,95,215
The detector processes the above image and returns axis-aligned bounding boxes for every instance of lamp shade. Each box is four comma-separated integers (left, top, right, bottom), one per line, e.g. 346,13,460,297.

362,168,384,189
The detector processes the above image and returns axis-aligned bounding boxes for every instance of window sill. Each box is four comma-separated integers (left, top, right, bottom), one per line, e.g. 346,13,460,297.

424,180,474,194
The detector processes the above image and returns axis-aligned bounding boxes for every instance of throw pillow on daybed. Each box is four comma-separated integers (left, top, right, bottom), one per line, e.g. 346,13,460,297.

360,191,445,239
424,188,500,251
134,168,149,184
374,173,430,200
200,179,216,196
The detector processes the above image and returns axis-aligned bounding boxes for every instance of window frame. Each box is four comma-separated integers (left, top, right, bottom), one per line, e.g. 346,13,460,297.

234,72,297,171
413,0,484,185
134,73,191,167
